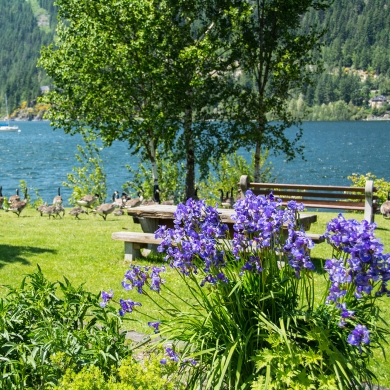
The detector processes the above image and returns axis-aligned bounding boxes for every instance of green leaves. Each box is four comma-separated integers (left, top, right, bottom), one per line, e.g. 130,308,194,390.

0,267,130,388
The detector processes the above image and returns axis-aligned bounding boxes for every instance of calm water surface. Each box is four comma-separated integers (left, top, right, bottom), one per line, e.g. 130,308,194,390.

0,120,389,205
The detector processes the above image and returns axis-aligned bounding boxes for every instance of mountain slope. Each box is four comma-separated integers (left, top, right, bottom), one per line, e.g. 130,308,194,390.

0,0,56,114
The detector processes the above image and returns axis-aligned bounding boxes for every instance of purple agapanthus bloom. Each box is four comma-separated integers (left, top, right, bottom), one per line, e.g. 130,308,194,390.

155,197,229,285
148,321,161,333
160,347,179,363
347,324,370,353
122,265,149,294
100,289,113,308
118,298,141,316
323,214,390,321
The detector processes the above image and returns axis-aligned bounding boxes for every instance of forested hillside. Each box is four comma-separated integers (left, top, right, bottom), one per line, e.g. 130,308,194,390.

2,0,390,120
295,0,390,119
0,0,56,115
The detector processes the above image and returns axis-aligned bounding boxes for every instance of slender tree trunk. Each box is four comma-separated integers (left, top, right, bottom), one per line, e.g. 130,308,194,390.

184,105,195,201
148,138,160,202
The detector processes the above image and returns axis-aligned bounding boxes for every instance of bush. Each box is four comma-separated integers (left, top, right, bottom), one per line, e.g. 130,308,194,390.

54,352,184,390
102,192,390,389
348,172,390,206
0,267,131,389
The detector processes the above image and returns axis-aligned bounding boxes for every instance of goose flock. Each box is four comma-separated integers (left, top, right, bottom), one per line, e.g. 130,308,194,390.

0,186,166,221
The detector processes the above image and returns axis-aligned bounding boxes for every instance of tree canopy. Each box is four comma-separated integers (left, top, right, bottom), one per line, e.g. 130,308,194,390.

39,0,330,194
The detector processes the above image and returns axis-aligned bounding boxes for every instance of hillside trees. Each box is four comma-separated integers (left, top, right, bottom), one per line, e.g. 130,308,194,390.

0,0,55,114
231,0,331,181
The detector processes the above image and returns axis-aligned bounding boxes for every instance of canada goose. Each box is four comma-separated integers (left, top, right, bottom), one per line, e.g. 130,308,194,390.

6,188,27,217
76,193,100,210
36,202,48,216
380,192,390,218
161,195,175,205
124,191,144,208
0,186,4,209
142,198,159,206
219,188,234,208
153,184,161,204
185,188,199,202
40,205,59,219
69,206,88,219
113,191,123,207
113,208,125,216
91,193,117,220
9,188,20,204
55,204,65,217
53,187,63,205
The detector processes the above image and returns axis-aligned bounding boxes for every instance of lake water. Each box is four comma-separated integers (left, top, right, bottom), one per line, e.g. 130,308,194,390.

0,120,389,206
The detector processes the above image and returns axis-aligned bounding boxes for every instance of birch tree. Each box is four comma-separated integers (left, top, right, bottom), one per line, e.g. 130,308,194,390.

39,0,179,195
233,0,331,181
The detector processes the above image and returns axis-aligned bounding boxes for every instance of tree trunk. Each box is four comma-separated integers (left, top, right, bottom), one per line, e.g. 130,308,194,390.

149,138,160,202
184,105,195,201
253,118,265,182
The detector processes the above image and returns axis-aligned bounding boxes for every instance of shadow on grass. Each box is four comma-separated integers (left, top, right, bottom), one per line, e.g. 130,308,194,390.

311,257,327,275
0,244,57,269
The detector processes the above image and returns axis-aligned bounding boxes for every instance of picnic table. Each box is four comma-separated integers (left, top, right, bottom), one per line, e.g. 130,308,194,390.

113,205,317,261
126,204,317,233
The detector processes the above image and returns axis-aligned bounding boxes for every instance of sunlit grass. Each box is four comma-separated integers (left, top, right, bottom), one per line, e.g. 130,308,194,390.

0,207,389,386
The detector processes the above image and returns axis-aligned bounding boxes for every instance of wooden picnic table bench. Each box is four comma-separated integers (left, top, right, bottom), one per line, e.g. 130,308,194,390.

113,204,317,261
239,175,379,242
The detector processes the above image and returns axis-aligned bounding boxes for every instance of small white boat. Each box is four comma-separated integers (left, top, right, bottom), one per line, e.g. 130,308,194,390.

0,95,20,132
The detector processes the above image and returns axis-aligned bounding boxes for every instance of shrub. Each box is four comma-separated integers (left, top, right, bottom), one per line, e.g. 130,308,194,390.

0,267,131,389
102,192,390,389
54,352,184,390
63,133,107,205
348,172,390,206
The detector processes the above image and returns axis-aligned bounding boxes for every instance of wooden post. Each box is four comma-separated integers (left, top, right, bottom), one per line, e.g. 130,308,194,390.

240,175,249,198
364,180,374,223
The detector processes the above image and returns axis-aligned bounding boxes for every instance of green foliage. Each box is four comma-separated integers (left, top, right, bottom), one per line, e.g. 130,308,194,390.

124,151,185,203
348,172,390,205
63,134,107,205
54,352,183,390
0,266,131,389
198,151,274,206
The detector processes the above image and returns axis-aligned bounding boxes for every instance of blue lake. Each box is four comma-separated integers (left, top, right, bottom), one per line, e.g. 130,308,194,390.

0,120,389,205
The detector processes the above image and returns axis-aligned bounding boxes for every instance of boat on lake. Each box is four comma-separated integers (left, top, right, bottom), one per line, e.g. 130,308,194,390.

0,95,20,132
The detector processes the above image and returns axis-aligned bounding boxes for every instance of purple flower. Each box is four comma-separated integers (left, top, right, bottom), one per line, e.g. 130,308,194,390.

148,321,161,333
163,347,179,362
347,324,370,353
118,298,141,316
183,357,197,366
155,198,229,284
122,265,149,294
100,289,113,307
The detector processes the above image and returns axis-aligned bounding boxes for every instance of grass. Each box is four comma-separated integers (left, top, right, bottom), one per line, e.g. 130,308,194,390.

0,206,389,386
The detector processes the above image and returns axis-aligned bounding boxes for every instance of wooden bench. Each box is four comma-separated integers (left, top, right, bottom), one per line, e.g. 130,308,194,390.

239,175,379,243
112,232,162,262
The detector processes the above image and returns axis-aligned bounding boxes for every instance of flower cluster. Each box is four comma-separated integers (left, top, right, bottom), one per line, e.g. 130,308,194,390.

347,324,370,353
231,190,313,278
160,347,179,364
148,321,160,334
122,265,166,294
155,198,229,285
323,214,390,347
323,214,390,304
100,289,114,308
118,298,141,316
159,347,197,366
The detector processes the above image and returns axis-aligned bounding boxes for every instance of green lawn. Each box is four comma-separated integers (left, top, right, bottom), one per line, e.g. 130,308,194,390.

0,207,389,386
